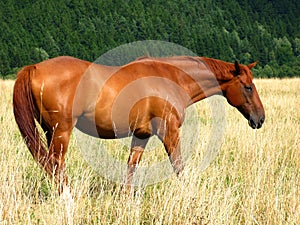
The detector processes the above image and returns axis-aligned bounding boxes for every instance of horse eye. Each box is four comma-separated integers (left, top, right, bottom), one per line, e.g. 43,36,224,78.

245,86,253,92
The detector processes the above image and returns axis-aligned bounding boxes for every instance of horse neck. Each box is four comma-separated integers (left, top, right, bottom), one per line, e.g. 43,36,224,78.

169,57,228,105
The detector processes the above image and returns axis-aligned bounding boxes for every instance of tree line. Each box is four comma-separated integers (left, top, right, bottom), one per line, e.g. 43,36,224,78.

0,0,299,78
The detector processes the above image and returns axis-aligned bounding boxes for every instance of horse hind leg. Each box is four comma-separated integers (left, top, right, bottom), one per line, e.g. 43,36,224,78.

41,121,53,149
41,122,74,219
42,123,72,194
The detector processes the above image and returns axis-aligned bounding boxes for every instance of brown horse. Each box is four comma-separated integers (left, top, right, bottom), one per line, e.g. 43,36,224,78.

13,56,265,193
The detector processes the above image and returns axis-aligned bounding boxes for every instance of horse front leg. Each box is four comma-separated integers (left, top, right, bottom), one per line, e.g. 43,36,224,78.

157,116,184,175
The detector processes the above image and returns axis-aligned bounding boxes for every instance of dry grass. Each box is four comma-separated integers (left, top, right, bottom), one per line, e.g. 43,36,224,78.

0,78,299,224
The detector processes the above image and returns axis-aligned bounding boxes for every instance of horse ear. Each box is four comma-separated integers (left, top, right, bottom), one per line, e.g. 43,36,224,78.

234,60,240,76
247,61,258,70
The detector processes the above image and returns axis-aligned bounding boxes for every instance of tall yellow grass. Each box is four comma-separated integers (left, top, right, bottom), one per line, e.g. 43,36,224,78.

0,78,299,224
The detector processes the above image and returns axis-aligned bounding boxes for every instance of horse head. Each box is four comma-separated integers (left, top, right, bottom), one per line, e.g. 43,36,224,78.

223,61,265,129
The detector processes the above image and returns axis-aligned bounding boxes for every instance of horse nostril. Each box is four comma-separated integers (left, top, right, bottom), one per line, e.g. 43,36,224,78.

260,116,265,125
256,116,265,129
249,117,257,129
248,114,264,129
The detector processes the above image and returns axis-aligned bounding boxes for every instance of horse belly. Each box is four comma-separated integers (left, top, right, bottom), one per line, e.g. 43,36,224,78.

75,117,115,139
76,112,132,139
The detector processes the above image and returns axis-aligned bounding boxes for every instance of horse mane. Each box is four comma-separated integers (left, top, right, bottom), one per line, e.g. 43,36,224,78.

200,57,236,81
135,55,152,61
135,56,237,81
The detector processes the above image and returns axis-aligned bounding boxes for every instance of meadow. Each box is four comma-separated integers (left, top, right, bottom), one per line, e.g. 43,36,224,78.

0,78,299,225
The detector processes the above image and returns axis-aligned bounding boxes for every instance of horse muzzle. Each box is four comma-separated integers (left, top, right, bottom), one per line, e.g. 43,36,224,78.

248,115,265,129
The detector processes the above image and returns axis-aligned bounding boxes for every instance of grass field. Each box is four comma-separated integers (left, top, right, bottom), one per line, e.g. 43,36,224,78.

0,78,299,225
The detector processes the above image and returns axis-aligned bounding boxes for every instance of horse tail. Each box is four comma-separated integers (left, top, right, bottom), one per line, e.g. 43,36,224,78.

13,66,48,166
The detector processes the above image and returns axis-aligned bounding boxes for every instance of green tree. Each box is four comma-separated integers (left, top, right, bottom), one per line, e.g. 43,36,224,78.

274,37,294,65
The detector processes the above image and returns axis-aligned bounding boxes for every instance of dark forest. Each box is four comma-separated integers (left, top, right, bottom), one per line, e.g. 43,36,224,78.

0,0,299,78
